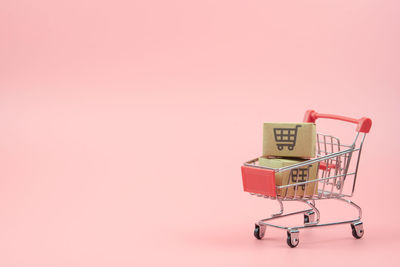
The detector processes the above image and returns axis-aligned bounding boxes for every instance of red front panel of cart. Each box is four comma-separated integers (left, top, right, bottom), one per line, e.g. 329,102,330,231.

241,166,276,197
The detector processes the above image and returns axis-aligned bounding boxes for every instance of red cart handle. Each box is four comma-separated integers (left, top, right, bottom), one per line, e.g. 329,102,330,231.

303,110,372,133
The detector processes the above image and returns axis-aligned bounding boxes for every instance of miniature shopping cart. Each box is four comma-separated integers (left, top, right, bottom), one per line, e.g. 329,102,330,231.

274,125,301,151
241,110,372,247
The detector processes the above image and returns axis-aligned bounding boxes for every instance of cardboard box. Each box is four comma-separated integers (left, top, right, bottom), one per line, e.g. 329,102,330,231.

263,123,316,158
258,156,318,198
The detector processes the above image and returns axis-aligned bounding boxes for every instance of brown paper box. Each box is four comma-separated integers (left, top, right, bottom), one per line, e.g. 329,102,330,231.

263,123,316,159
258,157,318,198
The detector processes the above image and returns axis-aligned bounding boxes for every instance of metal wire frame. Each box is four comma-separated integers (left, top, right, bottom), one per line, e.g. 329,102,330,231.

247,132,367,236
256,198,362,231
244,132,366,200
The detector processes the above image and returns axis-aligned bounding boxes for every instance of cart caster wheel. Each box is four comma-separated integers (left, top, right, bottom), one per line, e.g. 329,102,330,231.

286,230,299,248
351,222,364,239
254,224,266,240
304,211,315,224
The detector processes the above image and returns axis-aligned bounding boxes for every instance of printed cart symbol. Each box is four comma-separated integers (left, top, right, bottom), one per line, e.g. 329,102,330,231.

274,125,301,151
290,165,312,191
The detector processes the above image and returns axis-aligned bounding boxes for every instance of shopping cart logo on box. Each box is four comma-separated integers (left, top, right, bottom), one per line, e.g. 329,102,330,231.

273,125,301,151
290,165,312,191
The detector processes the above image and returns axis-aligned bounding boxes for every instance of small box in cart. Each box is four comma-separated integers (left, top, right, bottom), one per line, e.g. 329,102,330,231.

258,156,318,198
263,122,316,158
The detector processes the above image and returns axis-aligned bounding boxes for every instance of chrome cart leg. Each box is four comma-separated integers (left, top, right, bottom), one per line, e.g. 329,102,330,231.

258,199,314,226
252,198,364,246
335,198,364,239
271,199,284,217
254,223,266,240
287,229,299,248
336,198,362,220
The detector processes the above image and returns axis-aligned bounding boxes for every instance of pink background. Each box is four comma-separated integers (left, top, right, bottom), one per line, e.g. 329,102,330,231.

1,0,399,266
